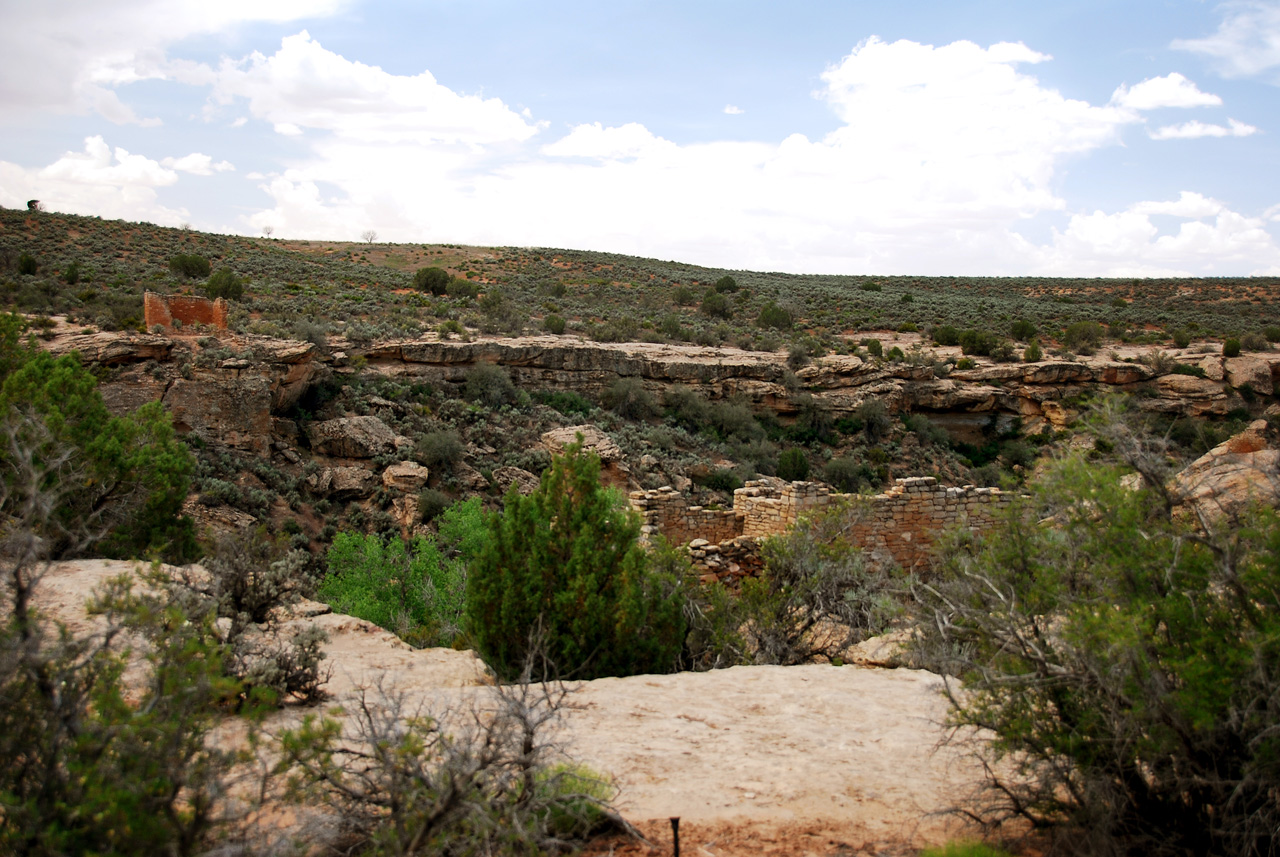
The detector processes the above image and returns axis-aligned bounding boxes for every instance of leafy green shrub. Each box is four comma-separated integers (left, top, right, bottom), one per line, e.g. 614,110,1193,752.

0,316,196,561
543,314,566,334
864,338,883,358
699,287,732,319
17,252,37,275
1023,338,1042,362
321,499,484,647
1264,325,1280,344
465,443,685,680
757,301,792,330
1173,328,1193,348
1223,337,1242,358
204,268,244,301
741,503,903,665
416,429,464,470
912,412,1280,857
859,282,882,292
786,344,810,369
536,389,594,416
1062,319,1105,353
713,275,738,293
414,266,451,294
776,448,809,481
932,325,960,346
673,285,696,306
698,468,744,493
62,261,80,285
1009,319,1037,341
823,456,885,493
663,385,711,433
169,253,211,279
602,377,657,419
854,398,891,443
1240,331,1269,352
464,362,518,408
417,488,452,521
447,277,480,299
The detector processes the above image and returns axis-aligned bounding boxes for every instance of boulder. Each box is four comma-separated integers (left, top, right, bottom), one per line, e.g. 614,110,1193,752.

1172,420,1280,522
1224,356,1274,396
541,424,624,461
492,466,540,495
328,466,377,499
308,415,397,458
382,461,430,491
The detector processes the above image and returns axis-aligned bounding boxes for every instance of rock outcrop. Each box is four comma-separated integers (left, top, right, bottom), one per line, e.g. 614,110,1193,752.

1172,419,1280,522
308,415,398,459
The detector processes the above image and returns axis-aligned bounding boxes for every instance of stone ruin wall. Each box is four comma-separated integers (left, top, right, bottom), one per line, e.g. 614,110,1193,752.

144,291,228,331
631,476,1014,575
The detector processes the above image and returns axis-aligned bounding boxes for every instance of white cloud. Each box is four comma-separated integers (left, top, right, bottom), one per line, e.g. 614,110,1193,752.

1132,191,1224,218
1110,72,1222,109
190,31,539,145
0,136,190,224
542,122,676,160
0,0,344,123
1173,1,1280,80
723,104,744,115
1150,118,1259,139
161,153,235,175
1032,195,1280,276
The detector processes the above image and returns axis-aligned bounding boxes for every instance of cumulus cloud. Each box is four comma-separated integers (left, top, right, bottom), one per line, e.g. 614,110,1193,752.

0,0,343,122
161,153,235,175
0,136,190,224
1150,118,1259,139
1173,1,1280,80
187,31,539,145
542,122,677,159
1030,193,1280,276
723,104,744,115
1110,72,1222,109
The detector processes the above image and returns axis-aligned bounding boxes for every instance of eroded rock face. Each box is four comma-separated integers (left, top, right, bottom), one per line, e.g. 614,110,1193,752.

541,425,623,461
1224,356,1275,396
164,370,277,455
308,416,397,459
492,466,540,495
1172,419,1280,521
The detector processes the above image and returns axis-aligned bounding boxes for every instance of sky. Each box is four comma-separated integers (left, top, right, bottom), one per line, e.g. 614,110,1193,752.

1,1,1279,277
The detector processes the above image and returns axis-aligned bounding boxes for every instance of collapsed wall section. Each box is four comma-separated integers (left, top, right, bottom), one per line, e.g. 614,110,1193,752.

144,291,228,331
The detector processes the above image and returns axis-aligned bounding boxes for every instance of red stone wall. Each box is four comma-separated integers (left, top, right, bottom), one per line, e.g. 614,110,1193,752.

144,291,228,330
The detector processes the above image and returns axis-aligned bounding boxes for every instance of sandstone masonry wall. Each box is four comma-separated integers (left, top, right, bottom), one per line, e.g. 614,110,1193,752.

632,476,1014,574
144,291,228,330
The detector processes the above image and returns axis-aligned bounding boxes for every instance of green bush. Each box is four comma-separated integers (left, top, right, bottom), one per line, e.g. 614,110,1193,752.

1264,325,1280,344
1223,337,1242,358
169,253,211,279
537,389,594,416
699,287,732,320
602,377,657,419
416,429,464,470
912,407,1280,857
864,338,883,358
932,325,960,346
823,456,885,493
698,468,744,493
757,301,793,330
204,268,244,301
543,314,566,335
17,252,37,275
321,498,484,647
62,261,80,285
776,448,809,481
414,266,451,295
1173,328,1193,348
1062,319,1105,353
447,277,480,299
0,315,196,561
464,362,519,408
713,275,738,293
1009,319,1037,341
1023,338,1042,362
465,443,685,681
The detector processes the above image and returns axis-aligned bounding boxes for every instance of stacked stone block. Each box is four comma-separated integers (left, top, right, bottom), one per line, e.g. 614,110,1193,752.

629,486,741,546
634,476,1013,575
144,291,229,331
